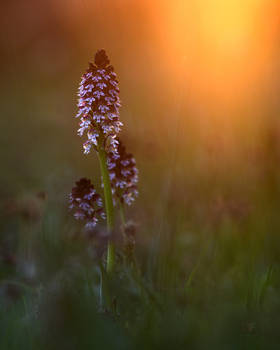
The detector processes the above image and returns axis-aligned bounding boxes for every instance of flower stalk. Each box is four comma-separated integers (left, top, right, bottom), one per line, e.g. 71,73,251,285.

72,49,139,279
98,147,114,230
98,144,115,273
70,49,141,311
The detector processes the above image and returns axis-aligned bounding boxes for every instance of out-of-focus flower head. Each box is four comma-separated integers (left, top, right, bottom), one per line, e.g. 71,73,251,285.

123,220,137,262
107,139,138,205
75,49,122,156
69,178,105,229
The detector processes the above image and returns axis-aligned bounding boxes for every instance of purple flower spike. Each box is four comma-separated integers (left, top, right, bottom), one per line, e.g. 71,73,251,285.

107,139,138,206
69,178,105,228
75,49,122,156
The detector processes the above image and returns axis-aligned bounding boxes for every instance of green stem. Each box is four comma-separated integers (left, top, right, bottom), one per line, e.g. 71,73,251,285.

98,148,114,230
98,147,115,273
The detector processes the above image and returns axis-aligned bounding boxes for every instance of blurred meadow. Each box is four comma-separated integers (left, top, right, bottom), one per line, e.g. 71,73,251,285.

1,0,280,348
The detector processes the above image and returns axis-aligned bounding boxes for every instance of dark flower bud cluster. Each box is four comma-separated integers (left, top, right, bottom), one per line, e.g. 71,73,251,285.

75,49,122,155
69,178,105,229
107,139,138,205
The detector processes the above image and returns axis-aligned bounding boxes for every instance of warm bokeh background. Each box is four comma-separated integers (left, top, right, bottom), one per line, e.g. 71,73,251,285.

1,1,280,348
1,0,280,194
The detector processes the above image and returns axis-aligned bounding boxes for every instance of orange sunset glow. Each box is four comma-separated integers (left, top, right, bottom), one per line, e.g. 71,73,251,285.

162,0,280,109
3,0,280,346
46,0,280,113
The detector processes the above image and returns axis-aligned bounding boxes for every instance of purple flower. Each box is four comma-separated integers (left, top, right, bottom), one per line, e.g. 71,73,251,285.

107,139,138,206
75,49,122,156
69,178,105,228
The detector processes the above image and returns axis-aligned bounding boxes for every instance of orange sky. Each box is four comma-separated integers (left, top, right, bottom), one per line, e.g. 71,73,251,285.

50,0,280,116
161,0,280,110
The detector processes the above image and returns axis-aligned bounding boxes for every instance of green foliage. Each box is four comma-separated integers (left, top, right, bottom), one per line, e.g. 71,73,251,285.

1,172,280,350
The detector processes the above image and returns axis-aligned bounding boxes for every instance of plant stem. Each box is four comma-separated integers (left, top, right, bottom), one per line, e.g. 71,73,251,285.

98,146,115,273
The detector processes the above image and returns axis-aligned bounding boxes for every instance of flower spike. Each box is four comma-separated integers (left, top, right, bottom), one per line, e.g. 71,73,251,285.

75,49,122,156
69,178,105,229
107,139,139,205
